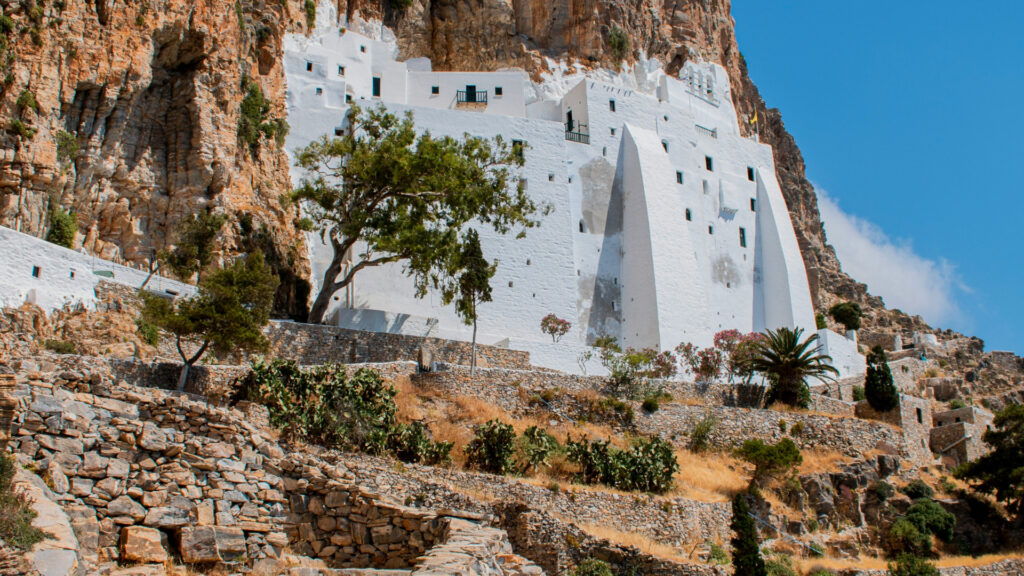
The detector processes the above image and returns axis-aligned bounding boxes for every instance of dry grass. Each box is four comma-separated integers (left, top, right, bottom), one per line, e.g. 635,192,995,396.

795,552,1024,573
577,522,689,562
671,449,748,502
796,449,860,475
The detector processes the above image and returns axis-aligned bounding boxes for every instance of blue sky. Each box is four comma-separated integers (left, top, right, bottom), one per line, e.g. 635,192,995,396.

732,1,1024,354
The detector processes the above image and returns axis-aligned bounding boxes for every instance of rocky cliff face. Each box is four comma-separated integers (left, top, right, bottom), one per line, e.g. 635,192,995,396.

0,0,927,331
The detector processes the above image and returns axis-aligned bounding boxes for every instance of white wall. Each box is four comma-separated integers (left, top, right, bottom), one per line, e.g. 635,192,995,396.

817,328,867,380
0,226,195,312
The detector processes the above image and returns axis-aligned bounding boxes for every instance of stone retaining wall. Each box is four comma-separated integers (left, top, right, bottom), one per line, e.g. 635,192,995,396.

843,559,1024,576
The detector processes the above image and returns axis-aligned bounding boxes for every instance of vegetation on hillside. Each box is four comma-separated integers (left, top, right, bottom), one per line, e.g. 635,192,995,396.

865,345,899,412
0,452,50,550
744,327,838,409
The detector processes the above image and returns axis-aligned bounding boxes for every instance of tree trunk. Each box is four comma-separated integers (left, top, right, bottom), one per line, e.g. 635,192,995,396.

139,262,159,290
471,317,478,375
175,336,209,393
309,252,347,324
176,363,190,393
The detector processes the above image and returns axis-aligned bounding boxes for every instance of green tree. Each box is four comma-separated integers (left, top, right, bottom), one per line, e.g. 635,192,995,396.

865,346,899,412
446,229,495,374
745,327,838,409
572,558,613,576
735,438,803,488
828,302,862,332
731,493,767,576
955,404,1024,519
141,252,278,391
291,105,542,323
465,420,517,475
888,554,940,576
45,204,77,248
158,210,227,284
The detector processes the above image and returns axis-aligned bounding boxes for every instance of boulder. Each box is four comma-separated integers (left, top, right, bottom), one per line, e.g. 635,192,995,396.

180,526,246,563
120,526,168,563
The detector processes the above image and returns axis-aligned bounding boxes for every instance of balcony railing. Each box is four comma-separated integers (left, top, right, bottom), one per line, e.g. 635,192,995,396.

456,90,488,104
565,122,590,145
695,124,718,139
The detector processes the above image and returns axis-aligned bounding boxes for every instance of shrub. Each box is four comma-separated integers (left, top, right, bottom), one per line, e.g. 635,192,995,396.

588,396,634,425
901,479,935,500
387,422,452,465
641,395,659,413
0,452,50,549
828,302,862,331
949,398,966,409
16,89,39,114
242,359,397,454
815,312,827,329
886,518,931,556
519,426,559,472
237,77,288,155
387,0,414,10
789,421,804,436
566,435,678,493
778,419,787,433
764,553,798,576
869,480,894,502
55,130,78,165
886,499,956,557
572,558,613,576
735,438,802,486
607,26,629,63
11,118,37,140
135,319,159,347
465,420,516,475
598,340,675,400
303,0,316,29
46,205,77,248
852,385,866,402
540,313,571,342
708,542,730,565
730,493,766,576
688,415,717,453
865,346,899,412
888,554,940,576
43,339,75,354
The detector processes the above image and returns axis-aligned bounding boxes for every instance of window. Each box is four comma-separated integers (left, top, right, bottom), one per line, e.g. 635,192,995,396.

338,65,345,76
512,139,525,161
431,86,439,95
685,208,692,221
579,220,586,233
750,198,756,211
31,266,40,278
609,99,616,112
315,87,323,95
334,128,344,136
610,127,616,136
916,408,923,424
495,86,503,96
602,146,607,157
705,156,714,171
548,173,554,182
676,171,683,184
360,45,366,53
661,140,669,152
345,94,352,103
747,166,755,181
708,225,714,235
306,61,313,72
739,227,747,248
372,77,381,97
69,270,75,279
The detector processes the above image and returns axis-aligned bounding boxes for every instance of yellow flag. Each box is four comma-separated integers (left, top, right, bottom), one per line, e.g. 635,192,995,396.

751,109,758,124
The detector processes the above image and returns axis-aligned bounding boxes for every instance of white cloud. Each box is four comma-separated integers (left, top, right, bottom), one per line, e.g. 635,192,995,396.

815,188,965,326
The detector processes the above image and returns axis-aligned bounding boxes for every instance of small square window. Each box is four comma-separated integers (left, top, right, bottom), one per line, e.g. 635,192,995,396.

548,173,554,182
661,140,669,152
676,171,683,184
750,198,756,211
69,270,75,279
360,45,366,53
739,227,747,248
495,86,503,96
306,61,313,72
747,166,755,181
372,77,381,97
610,127,616,136
335,128,344,136
685,208,692,221
345,94,352,103
708,225,714,235
431,86,439,95
31,266,40,278
338,65,345,76
609,99,616,112
315,87,323,95
705,156,714,171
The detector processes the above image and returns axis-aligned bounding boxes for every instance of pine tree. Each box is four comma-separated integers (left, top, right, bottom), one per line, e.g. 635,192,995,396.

865,346,899,412
449,229,495,374
731,493,767,576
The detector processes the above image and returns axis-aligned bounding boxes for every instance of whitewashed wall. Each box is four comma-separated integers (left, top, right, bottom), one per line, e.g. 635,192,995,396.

817,329,867,380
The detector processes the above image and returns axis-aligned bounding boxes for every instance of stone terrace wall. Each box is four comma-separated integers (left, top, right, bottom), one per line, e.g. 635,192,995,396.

843,559,1024,576
266,321,532,370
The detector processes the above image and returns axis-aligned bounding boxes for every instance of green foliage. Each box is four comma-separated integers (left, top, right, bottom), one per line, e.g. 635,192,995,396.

596,338,676,400
292,105,542,323
572,558,613,576
135,319,159,347
244,359,397,453
16,89,39,114
607,26,629,63
708,542,730,565
852,385,866,402
566,435,679,493
0,452,51,549
948,398,967,410
45,205,77,248
730,494,767,576
387,422,453,465
55,130,78,166
238,77,287,155
11,118,36,140
815,312,827,330
141,252,278,387
828,302,862,331
0,15,13,35
688,415,717,453
303,0,316,29
901,479,935,500
888,554,940,576
586,396,634,425
807,570,833,576
447,229,494,370
387,0,414,10
789,421,804,437
519,426,559,473
886,499,955,557
735,438,802,486
904,499,955,541
865,346,899,412
540,313,572,342
745,327,838,409
641,395,660,413
465,420,517,475
763,554,798,576
159,210,227,282
43,339,75,354
869,480,894,502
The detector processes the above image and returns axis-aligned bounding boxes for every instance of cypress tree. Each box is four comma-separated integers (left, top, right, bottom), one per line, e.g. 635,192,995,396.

730,493,767,576
865,346,899,412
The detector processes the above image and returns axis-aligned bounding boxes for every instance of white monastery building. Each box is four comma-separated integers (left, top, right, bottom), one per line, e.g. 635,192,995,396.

283,4,827,373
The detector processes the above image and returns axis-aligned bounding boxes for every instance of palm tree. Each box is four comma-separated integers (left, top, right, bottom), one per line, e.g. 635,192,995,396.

745,327,839,409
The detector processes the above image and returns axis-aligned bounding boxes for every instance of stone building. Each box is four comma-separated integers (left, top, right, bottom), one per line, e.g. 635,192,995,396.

930,406,995,468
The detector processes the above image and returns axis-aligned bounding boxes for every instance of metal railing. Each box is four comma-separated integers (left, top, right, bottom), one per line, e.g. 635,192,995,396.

456,90,488,104
564,122,590,144
695,124,718,139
